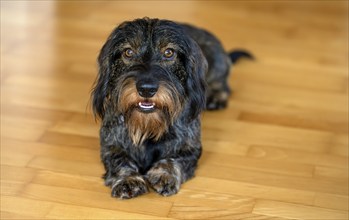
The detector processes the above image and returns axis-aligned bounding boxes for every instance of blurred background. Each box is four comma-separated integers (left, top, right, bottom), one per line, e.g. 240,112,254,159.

2,1,348,116
1,1,348,219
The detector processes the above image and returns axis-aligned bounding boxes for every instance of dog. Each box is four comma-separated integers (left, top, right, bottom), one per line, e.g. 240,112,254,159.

91,18,252,199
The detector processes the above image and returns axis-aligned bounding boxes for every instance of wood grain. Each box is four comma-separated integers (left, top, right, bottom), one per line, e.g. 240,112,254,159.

1,1,348,219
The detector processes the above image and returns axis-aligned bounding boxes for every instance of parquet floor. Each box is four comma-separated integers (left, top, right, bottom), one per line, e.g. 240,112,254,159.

1,1,348,219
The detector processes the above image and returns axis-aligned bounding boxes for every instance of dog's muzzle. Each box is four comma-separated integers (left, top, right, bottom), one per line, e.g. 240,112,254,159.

136,79,159,113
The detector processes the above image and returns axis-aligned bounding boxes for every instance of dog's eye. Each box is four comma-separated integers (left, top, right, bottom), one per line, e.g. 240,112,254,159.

163,48,175,59
124,48,134,58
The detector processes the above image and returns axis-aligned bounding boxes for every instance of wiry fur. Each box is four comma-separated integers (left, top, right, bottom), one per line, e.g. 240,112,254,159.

118,79,182,145
91,17,252,199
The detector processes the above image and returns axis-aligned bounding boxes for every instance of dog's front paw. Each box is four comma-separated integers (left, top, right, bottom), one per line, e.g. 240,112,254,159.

146,163,181,196
111,175,148,199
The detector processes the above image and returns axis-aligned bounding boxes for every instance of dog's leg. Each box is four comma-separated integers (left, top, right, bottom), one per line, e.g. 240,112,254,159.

146,145,201,196
101,146,149,199
205,50,254,110
206,79,231,110
204,55,232,111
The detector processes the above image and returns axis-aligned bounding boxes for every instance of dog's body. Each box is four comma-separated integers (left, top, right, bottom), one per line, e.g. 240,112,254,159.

92,18,252,199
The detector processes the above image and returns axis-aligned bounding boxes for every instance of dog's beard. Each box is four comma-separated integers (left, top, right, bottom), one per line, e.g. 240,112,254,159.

118,78,182,145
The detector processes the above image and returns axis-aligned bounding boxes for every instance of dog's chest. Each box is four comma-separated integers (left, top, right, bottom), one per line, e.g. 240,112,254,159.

125,140,163,174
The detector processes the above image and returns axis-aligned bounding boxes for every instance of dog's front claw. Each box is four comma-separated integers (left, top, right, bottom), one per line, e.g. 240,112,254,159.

146,168,181,196
111,175,148,199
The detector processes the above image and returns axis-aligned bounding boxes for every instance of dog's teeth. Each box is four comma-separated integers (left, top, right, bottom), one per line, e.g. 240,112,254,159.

138,102,155,109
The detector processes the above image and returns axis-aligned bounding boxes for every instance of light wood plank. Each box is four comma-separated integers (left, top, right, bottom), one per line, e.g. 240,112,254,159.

314,166,349,181
1,196,54,219
3,139,100,163
1,181,27,196
246,145,348,169
21,184,173,217
253,200,348,220
196,164,347,195
185,177,316,205
39,131,99,149
202,119,335,153
46,203,172,220
314,193,349,211
200,151,315,178
27,156,103,176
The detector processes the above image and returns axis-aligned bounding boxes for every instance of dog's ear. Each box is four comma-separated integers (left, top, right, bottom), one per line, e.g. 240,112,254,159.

91,36,116,119
186,40,208,120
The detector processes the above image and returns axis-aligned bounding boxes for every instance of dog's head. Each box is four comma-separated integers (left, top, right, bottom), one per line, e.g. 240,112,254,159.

92,18,207,145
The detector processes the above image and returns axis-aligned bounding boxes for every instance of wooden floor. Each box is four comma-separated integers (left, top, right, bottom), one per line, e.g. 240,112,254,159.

1,1,348,219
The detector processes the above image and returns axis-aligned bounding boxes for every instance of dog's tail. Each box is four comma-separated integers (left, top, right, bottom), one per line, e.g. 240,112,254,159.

228,50,254,64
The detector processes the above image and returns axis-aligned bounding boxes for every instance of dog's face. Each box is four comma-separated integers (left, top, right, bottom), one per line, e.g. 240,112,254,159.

92,18,207,145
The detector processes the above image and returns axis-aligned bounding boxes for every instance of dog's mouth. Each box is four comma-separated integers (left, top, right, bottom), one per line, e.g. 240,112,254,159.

137,101,156,113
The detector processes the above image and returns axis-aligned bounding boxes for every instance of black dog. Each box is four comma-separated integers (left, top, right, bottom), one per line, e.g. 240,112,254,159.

91,18,252,199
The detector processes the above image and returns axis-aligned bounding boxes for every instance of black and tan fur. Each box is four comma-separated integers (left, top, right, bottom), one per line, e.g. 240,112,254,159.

91,18,252,199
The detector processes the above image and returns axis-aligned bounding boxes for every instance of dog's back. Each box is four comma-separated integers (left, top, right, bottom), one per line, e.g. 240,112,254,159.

181,23,253,110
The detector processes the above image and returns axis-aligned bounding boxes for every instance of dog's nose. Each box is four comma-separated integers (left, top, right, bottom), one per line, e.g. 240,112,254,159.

136,81,159,98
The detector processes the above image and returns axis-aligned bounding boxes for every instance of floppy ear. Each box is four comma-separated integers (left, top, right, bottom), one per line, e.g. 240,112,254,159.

91,37,115,119
186,40,208,120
